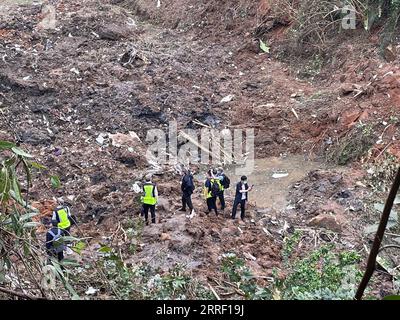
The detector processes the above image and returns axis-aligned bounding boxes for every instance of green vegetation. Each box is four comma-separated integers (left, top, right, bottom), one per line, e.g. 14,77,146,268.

327,122,376,165
267,0,400,56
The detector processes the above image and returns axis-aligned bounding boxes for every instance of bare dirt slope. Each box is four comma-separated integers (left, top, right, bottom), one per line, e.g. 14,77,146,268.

1,0,400,299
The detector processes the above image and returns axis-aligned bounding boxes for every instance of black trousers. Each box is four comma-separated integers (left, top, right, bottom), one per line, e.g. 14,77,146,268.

48,251,64,262
182,193,194,211
232,199,246,220
218,191,225,210
206,197,218,215
143,204,156,223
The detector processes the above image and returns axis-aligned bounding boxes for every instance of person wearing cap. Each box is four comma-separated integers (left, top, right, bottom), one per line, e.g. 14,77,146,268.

141,175,158,225
231,175,253,221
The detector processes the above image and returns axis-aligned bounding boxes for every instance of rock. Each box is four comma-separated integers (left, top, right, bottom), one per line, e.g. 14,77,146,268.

160,233,171,241
98,24,131,41
185,226,205,240
37,5,56,31
87,185,109,201
163,215,186,232
320,200,345,216
221,226,240,237
114,148,144,168
109,131,141,148
156,197,172,212
383,44,397,62
339,83,355,95
20,129,52,146
168,235,193,254
308,214,345,232
142,224,163,242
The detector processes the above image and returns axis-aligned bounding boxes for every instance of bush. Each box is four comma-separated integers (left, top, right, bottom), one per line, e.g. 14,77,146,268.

262,0,400,56
280,246,363,300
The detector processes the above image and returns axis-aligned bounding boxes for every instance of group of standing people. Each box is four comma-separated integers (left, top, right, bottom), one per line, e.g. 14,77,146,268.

45,168,253,263
140,167,253,224
202,168,253,220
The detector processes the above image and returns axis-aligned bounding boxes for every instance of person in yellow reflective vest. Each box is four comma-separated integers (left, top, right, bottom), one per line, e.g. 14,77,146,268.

141,176,158,225
203,170,218,216
51,204,73,236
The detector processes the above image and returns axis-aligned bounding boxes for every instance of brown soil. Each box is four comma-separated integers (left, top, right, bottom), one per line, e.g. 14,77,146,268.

1,0,399,299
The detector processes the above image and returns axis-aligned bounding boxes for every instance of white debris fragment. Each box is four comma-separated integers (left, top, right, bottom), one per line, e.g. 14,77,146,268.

85,287,99,295
70,67,80,75
272,172,289,179
220,94,234,103
96,133,106,145
132,182,142,194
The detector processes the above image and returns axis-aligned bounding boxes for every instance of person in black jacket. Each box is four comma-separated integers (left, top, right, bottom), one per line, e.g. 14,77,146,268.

179,168,195,215
45,220,65,262
231,175,253,221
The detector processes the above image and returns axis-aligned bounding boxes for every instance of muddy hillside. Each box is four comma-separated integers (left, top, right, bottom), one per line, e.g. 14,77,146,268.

1,0,400,300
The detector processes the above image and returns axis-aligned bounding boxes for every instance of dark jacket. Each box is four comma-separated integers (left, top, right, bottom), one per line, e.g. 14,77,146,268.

181,174,195,194
234,182,249,202
46,227,65,254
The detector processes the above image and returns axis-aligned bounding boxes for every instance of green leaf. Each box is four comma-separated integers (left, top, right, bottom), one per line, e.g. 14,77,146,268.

19,212,39,222
11,170,23,205
383,295,400,300
61,259,80,267
22,221,40,228
98,246,112,253
50,175,61,189
259,39,270,53
61,236,81,242
29,162,47,170
11,147,33,158
21,159,32,186
72,241,86,255
0,141,15,150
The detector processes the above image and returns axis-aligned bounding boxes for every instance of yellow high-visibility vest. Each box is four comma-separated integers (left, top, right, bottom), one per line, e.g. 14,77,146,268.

55,208,71,230
142,183,157,205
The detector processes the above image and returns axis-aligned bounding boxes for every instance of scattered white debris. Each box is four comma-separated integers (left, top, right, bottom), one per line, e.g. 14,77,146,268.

220,94,234,103
70,67,80,75
272,172,289,179
127,17,136,27
96,133,106,145
85,287,99,295
291,107,299,120
263,228,272,236
244,252,257,261
109,131,141,148
132,182,142,194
